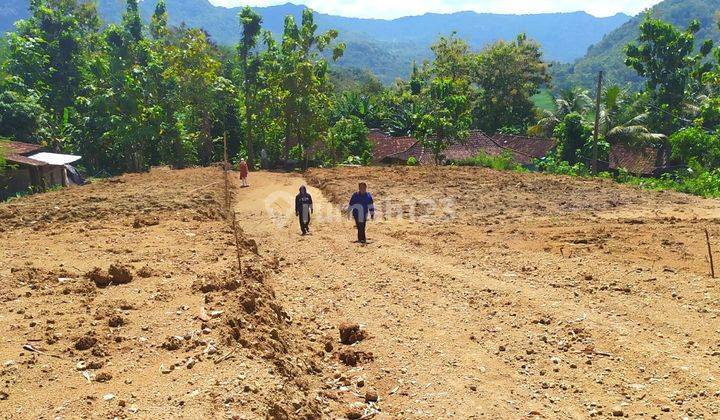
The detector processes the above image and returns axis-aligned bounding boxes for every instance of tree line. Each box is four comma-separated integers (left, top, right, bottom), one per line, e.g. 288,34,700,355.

0,0,551,174
1,1,720,199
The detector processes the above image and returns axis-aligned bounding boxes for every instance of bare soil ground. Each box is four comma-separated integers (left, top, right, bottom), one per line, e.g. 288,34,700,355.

0,167,331,419
1,165,720,419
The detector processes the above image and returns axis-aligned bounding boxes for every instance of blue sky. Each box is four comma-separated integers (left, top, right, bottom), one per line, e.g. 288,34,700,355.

208,0,664,19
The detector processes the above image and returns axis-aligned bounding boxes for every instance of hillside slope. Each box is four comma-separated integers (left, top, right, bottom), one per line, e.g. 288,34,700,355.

1,0,628,83
559,0,720,90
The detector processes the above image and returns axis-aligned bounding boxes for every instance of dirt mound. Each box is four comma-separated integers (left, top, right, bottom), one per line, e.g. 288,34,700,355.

0,167,332,418
85,264,133,287
338,323,367,345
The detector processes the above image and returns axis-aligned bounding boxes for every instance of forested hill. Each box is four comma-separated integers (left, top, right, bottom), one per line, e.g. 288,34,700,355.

558,0,720,90
1,0,629,83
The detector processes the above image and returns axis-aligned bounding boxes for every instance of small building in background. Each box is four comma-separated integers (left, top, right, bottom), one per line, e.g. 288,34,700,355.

1,140,83,199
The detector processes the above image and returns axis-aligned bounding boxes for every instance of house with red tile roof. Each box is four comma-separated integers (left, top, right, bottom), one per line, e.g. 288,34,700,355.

608,144,668,176
369,129,557,166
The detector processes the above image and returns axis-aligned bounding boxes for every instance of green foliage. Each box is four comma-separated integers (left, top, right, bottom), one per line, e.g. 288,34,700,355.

415,77,472,164
553,112,592,164
531,88,555,112
535,154,591,177
474,34,550,133
0,139,7,172
617,168,720,198
325,115,370,165
406,156,418,166
625,16,711,134
454,150,524,171
669,126,720,170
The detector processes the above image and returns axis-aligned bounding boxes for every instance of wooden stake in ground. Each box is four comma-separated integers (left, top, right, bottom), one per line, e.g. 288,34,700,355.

232,211,243,273
592,71,603,175
223,132,230,214
706,228,715,278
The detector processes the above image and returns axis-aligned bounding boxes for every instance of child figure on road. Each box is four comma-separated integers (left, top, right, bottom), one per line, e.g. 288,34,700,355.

239,158,249,187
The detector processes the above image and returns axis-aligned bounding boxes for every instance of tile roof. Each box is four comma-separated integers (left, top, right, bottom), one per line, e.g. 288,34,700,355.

369,130,418,163
6,153,47,167
491,134,558,165
3,141,43,155
608,144,664,176
369,130,557,165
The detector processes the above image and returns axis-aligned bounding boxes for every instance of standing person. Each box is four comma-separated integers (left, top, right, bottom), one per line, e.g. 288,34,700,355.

260,149,269,170
239,158,249,187
295,185,313,235
348,182,374,243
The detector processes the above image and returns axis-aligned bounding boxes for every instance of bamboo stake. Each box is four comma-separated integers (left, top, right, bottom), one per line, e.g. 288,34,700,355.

705,229,715,279
223,132,230,215
232,211,243,273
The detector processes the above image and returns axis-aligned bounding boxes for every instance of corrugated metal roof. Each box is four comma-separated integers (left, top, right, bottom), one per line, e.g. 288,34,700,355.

28,152,81,165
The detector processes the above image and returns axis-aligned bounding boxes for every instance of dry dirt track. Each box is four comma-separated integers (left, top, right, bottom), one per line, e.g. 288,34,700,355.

236,168,720,419
1,165,720,419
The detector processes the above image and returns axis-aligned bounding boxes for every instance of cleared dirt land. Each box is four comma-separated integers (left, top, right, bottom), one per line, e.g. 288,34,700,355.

1,165,720,418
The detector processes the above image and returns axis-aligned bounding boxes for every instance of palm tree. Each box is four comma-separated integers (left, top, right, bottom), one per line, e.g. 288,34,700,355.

557,87,593,116
529,87,593,137
599,86,665,146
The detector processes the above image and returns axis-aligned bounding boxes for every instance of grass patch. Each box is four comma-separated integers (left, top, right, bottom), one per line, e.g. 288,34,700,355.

531,88,555,112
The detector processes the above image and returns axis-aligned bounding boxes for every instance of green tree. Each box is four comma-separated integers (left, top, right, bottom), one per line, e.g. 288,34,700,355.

150,0,169,40
325,115,370,164
430,33,472,81
277,9,345,165
415,77,472,164
474,34,550,133
238,7,262,169
6,0,100,146
625,16,713,134
669,126,720,170
554,112,592,164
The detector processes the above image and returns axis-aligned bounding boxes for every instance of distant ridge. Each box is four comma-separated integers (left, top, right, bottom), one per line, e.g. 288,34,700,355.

558,0,720,90
1,0,630,83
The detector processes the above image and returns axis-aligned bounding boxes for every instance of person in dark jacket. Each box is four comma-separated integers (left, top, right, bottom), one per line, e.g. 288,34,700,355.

295,185,313,235
348,182,374,243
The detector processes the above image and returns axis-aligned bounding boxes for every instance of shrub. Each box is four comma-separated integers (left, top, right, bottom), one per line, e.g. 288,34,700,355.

406,156,418,166
455,150,523,171
535,153,590,176
669,126,720,171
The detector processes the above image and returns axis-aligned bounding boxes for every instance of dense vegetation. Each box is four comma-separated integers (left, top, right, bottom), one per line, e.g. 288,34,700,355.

536,14,720,197
2,0,720,199
0,0,551,174
555,0,720,90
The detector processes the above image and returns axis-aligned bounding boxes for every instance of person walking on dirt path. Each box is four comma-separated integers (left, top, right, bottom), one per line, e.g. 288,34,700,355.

295,185,313,236
349,182,374,243
239,158,249,188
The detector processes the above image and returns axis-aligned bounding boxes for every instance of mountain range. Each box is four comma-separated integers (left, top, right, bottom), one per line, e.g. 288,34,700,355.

1,0,630,83
557,0,720,90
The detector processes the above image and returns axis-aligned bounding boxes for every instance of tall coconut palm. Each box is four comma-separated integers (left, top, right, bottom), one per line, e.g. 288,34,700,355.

530,87,593,137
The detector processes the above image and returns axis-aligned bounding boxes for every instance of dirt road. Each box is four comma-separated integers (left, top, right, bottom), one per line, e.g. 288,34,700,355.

1,166,719,419
236,168,720,418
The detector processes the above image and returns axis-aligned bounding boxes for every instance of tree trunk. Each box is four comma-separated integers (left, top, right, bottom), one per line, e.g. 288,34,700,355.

245,86,254,170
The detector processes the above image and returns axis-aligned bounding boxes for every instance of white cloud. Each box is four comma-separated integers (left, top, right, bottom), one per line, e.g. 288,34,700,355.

207,0,663,19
